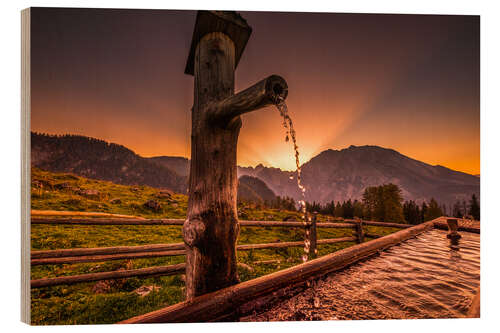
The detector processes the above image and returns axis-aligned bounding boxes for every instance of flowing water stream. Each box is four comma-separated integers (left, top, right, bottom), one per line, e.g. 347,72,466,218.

242,229,480,321
275,100,311,261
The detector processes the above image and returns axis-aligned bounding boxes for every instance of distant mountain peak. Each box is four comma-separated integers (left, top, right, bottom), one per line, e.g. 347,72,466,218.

240,144,479,206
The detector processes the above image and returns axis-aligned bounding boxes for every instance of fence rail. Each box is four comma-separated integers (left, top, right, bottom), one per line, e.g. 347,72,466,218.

31,250,186,266
31,237,359,266
31,218,186,226
31,243,185,259
31,263,186,288
347,220,412,229
365,233,382,239
31,217,358,229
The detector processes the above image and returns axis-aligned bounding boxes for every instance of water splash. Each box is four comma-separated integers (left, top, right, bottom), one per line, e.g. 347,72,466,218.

275,99,310,262
275,100,306,198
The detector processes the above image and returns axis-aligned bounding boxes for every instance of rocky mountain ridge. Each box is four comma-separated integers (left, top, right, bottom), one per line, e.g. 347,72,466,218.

32,133,479,207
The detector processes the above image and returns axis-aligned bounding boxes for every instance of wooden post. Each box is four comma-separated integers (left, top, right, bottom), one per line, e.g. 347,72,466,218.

309,212,318,259
355,218,365,244
182,11,288,299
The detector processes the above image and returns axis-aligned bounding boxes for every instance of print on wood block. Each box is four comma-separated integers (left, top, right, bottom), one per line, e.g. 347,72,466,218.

22,7,480,325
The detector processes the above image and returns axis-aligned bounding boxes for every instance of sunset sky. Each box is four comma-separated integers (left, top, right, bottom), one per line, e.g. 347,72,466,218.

31,8,480,174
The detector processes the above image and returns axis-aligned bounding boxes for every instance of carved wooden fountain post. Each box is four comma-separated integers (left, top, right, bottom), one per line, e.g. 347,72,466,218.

183,11,288,299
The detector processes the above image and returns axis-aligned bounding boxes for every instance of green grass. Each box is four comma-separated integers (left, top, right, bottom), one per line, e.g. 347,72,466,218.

30,168,398,325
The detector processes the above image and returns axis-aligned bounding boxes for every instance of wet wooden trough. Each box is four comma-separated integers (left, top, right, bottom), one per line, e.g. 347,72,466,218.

121,219,470,323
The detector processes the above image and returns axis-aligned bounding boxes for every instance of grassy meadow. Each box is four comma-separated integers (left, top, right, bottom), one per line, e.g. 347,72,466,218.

30,168,399,325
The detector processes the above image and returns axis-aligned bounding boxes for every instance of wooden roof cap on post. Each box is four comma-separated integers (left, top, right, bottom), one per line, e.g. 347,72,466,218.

184,10,252,75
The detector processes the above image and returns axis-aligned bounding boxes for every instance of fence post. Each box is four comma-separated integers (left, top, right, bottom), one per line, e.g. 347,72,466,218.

355,218,364,244
309,212,318,259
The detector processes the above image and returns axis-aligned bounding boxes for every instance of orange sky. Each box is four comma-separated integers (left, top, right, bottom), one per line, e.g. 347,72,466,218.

31,9,480,175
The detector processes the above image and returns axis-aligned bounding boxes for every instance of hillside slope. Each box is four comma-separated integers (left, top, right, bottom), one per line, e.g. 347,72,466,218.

31,133,187,193
238,175,276,204
148,156,190,177
31,133,277,200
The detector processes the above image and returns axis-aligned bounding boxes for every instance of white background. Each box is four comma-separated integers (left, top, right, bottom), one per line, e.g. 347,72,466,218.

1,0,498,332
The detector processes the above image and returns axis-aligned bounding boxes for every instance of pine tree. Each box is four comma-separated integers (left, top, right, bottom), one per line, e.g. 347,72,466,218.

424,198,443,221
416,204,421,224
334,202,344,218
381,184,405,222
452,200,463,218
421,201,428,223
362,187,378,220
469,194,480,220
353,200,364,219
403,200,421,225
442,204,448,216
362,184,404,222
342,199,354,219
321,200,335,216
306,201,321,213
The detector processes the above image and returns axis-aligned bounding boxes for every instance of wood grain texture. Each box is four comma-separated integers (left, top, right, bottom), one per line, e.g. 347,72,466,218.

210,75,287,123
185,11,252,75
184,31,240,299
364,233,382,239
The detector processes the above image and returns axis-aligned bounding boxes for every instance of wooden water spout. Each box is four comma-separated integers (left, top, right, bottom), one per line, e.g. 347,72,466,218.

183,11,288,299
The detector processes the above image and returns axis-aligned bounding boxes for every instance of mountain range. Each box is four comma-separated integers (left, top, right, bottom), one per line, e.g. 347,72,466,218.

31,133,188,193
31,132,479,207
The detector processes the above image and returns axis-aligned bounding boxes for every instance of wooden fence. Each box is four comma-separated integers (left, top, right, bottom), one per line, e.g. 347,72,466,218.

30,216,411,288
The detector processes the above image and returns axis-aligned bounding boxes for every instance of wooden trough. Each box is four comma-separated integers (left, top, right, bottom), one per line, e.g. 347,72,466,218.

120,220,435,323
